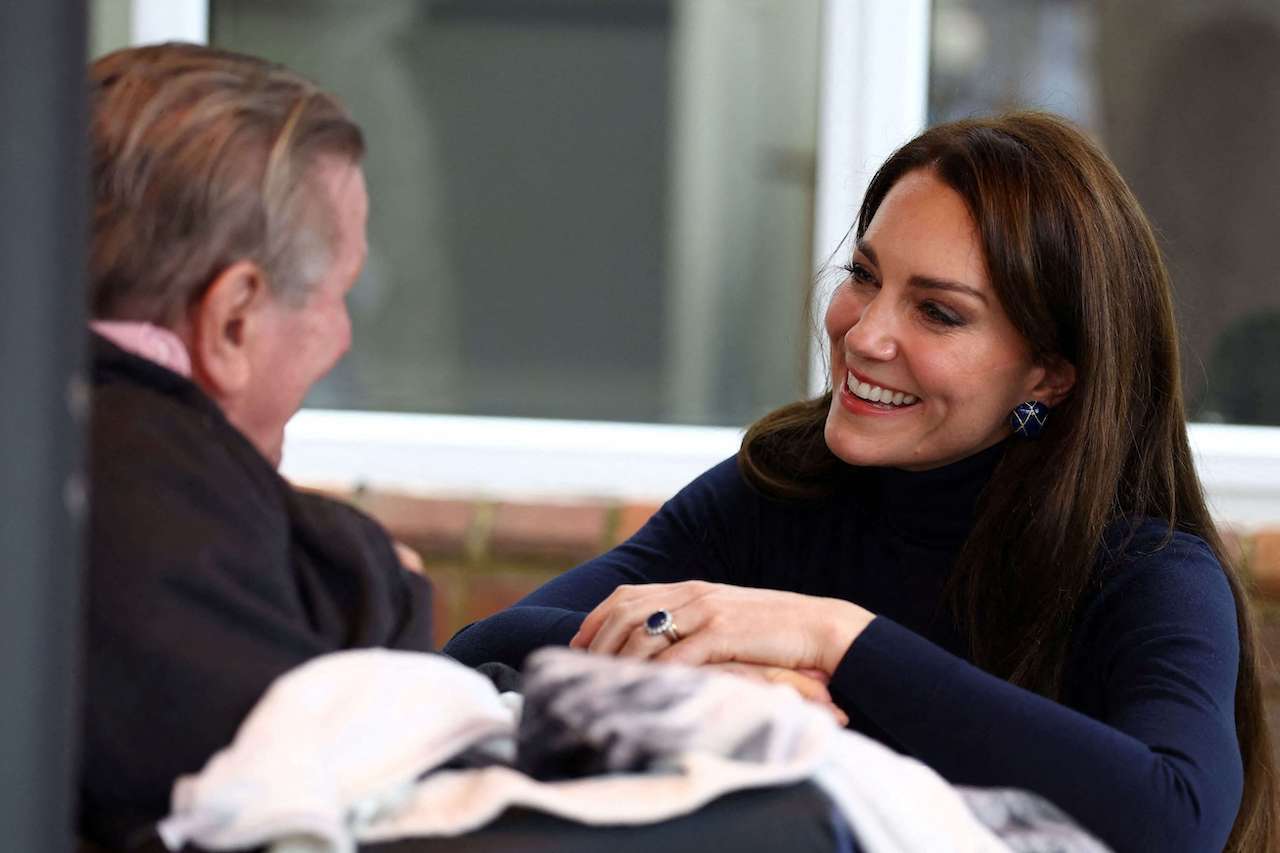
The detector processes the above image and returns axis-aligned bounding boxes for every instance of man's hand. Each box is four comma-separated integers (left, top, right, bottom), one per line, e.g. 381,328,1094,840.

393,540,425,574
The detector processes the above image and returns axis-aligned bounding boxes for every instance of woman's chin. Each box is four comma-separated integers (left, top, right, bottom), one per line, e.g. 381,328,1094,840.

823,416,906,469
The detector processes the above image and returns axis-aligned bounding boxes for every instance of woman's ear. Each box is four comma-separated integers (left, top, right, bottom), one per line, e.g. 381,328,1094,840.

188,261,266,398
1032,356,1076,407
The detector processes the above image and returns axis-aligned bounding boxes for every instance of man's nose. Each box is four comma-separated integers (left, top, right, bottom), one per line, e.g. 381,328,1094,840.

843,296,898,362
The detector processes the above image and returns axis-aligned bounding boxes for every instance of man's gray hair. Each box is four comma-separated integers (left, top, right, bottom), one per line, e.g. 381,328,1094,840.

89,42,365,323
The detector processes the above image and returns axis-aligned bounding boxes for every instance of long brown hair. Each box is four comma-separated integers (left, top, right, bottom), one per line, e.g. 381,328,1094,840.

740,112,1275,851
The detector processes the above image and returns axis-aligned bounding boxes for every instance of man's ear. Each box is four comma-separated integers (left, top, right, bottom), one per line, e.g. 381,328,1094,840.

1031,356,1076,407
188,261,267,397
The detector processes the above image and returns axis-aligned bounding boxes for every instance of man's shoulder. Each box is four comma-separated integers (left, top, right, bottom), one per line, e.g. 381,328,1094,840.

287,487,397,553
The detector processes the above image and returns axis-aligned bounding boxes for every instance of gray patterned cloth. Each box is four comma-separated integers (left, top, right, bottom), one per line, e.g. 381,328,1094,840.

956,788,1112,853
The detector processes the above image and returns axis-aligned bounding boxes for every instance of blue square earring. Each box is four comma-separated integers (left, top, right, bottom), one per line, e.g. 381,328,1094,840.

1010,401,1049,438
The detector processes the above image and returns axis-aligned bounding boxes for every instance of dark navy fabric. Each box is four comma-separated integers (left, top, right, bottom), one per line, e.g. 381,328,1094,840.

444,446,1243,853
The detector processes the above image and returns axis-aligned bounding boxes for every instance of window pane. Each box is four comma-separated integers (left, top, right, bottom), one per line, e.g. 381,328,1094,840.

211,0,822,426
89,0,131,57
931,0,1280,426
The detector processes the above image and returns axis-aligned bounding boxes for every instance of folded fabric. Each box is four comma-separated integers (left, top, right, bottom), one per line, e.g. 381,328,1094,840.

158,648,1102,853
157,649,514,853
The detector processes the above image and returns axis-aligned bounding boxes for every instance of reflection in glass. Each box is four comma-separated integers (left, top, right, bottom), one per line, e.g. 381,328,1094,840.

212,0,821,426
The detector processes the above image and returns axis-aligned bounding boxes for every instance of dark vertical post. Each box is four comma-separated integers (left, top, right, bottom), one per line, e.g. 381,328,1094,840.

0,1,89,851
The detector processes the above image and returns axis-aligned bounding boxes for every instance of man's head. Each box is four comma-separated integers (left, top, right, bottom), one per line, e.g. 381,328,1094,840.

89,43,368,464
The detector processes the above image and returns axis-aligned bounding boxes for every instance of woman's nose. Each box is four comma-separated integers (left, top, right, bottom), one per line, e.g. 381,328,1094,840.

843,296,898,362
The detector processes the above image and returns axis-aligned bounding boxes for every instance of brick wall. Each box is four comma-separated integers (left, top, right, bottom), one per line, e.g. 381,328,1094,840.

340,489,661,647
339,486,1280,766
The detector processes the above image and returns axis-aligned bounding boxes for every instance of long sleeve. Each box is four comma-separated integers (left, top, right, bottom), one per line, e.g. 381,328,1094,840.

829,532,1242,853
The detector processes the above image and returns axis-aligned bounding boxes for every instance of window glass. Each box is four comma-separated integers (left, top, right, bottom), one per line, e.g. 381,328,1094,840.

211,0,822,426
89,0,131,57
931,0,1280,426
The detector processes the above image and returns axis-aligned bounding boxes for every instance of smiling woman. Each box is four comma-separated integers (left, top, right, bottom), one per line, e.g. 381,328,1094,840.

821,170,1074,472
447,112,1276,853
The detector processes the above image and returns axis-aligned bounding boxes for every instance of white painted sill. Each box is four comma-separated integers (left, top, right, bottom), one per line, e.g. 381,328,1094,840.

282,411,1280,528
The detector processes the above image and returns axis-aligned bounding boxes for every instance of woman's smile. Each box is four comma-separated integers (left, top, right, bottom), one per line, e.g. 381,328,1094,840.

840,367,920,410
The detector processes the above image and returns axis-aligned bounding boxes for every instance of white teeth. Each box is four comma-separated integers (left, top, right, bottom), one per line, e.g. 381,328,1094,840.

844,372,918,407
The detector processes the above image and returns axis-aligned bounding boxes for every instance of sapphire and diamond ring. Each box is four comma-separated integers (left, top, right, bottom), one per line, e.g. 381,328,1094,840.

644,609,681,643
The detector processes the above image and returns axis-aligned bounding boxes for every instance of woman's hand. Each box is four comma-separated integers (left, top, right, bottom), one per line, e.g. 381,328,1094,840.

569,580,875,676
705,662,849,726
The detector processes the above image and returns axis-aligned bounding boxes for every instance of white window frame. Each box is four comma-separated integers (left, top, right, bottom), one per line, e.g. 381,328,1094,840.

134,0,1280,526
128,0,207,45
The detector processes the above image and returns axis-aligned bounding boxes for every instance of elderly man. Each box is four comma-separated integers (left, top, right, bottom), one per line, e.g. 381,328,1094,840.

81,43,434,849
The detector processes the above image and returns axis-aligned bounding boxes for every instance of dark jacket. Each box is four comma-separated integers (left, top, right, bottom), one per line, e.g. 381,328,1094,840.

81,334,434,849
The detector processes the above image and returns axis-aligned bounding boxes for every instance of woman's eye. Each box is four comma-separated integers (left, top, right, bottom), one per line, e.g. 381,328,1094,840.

842,262,877,286
920,301,964,327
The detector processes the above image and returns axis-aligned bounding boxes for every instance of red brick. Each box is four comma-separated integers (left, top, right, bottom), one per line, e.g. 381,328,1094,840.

490,502,609,562
422,564,463,648
462,570,560,625
1250,529,1280,602
1265,688,1280,771
1254,611,1280,693
1218,525,1250,573
612,502,662,546
355,493,476,557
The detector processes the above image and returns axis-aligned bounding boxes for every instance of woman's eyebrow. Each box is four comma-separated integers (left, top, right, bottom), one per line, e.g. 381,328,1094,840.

908,275,988,304
854,240,879,266
856,239,987,304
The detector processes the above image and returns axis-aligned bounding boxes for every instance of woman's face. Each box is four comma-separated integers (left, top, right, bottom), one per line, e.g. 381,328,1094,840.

823,168,1071,471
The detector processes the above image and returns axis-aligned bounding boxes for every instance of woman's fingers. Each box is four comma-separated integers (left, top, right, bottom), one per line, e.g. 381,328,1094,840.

616,623,680,660
705,663,848,727
794,667,830,685
652,619,733,668
614,600,707,659
573,584,663,649
587,600,662,655
753,667,848,726
589,592,701,656
570,585,636,649
571,581,715,653
820,702,850,727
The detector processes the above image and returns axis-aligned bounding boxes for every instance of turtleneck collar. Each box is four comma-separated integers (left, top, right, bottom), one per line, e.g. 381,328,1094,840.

860,440,1008,549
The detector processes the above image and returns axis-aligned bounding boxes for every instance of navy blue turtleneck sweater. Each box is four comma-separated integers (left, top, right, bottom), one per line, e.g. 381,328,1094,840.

444,447,1243,852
